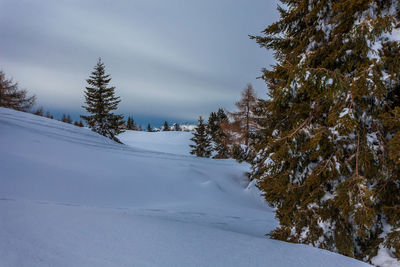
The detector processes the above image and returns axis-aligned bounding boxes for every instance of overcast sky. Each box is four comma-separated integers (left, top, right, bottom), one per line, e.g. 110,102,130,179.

0,0,279,125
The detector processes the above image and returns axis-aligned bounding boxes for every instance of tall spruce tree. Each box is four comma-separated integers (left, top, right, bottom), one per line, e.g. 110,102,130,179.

208,112,219,136
81,58,125,143
190,116,212,157
147,123,153,132
251,0,400,263
208,108,230,159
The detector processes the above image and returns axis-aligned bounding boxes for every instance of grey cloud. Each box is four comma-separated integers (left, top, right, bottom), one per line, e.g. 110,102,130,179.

0,0,279,122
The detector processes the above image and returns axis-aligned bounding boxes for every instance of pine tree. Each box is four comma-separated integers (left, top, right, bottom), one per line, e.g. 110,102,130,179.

126,116,137,130
208,108,230,159
163,121,170,131
190,116,212,157
126,116,132,130
61,114,72,124
229,83,258,146
207,112,219,136
147,123,153,132
81,58,125,143
0,71,35,111
250,0,400,263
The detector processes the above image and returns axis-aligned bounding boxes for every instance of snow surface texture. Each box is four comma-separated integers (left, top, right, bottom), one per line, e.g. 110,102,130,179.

119,130,193,156
0,107,371,267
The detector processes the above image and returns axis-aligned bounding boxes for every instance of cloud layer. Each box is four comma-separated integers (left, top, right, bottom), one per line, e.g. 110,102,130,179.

0,0,279,122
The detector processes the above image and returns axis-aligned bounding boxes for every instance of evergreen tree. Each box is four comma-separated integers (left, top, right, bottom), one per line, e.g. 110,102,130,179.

132,117,137,130
190,116,212,157
81,58,125,143
250,0,400,263
61,114,72,124
163,121,170,131
147,123,153,132
208,108,230,159
378,37,400,262
0,71,35,111
126,116,137,130
207,112,219,136
126,116,132,129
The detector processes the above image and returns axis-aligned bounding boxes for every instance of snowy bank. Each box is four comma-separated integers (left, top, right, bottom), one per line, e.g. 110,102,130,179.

0,108,370,266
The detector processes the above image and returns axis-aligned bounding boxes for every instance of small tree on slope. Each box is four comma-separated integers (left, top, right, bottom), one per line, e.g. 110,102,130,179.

190,116,212,157
81,58,125,143
250,0,400,263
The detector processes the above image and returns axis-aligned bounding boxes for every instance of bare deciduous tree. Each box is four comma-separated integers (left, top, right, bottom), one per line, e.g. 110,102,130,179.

0,71,35,111
229,83,258,146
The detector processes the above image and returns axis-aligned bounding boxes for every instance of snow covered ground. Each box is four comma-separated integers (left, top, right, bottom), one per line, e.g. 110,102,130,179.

0,107,371,266
119,130,193,156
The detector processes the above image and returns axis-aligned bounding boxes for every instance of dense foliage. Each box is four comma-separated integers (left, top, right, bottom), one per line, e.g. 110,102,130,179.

251,0,400,263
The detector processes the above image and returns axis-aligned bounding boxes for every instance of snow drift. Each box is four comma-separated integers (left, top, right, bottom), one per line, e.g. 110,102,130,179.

0,108,371,266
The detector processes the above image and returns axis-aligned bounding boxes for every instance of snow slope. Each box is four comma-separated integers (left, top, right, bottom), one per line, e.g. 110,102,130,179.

119,130,193,156
0,107,371,267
